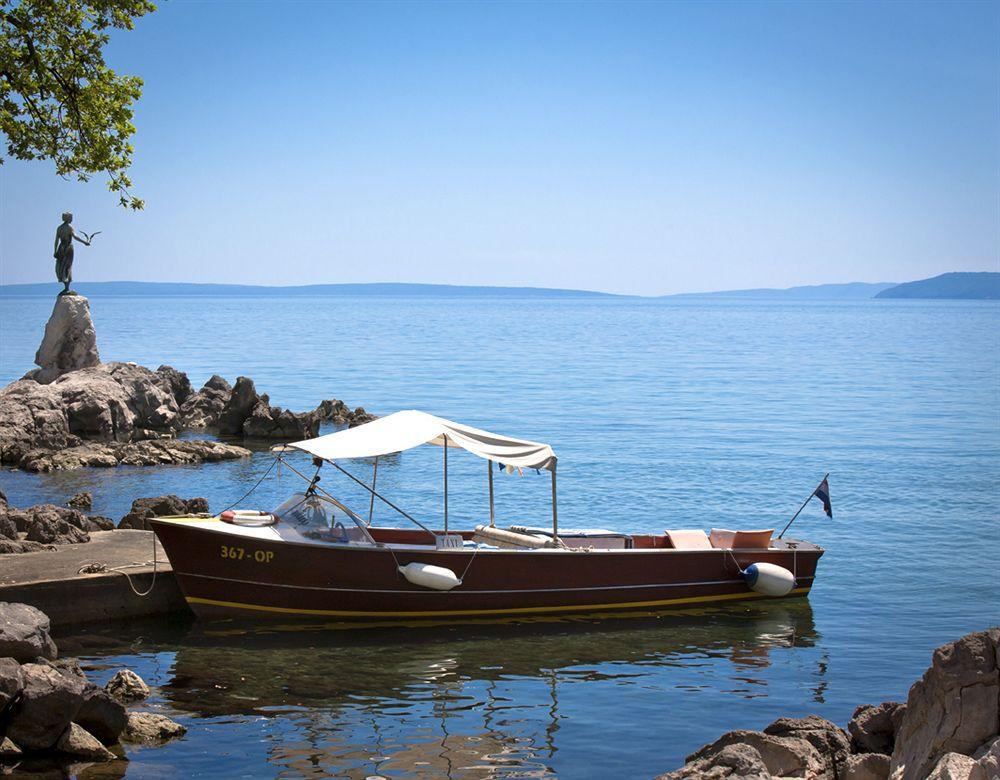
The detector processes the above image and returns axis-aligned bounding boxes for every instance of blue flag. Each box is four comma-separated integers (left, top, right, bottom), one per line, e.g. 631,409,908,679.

814,477,832,518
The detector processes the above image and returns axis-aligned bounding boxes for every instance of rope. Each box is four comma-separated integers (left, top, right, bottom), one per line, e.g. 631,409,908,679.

219,457,279,514
77,529,160,597
458,544,480,583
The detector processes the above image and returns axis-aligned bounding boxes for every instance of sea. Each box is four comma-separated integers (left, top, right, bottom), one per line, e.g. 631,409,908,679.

0,294,997,778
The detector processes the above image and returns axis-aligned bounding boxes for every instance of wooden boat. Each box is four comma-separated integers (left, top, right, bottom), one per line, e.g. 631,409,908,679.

151,410,824,623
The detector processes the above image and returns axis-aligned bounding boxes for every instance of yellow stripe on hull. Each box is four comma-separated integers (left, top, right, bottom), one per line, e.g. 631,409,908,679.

185,586,812,619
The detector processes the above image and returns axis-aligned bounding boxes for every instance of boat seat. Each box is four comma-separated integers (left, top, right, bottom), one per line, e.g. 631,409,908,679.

731,529,774,548
709,528,736,549
664,529,713,550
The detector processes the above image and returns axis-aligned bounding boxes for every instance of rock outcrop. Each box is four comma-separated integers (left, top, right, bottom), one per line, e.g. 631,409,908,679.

890,628,999,780
0,602,58,662
18,438,250,472
120,711,186,745
657,628,1000,780
242,393,319,439
177,374,232,428
118,495,210,531
31,295,100,384
0,603,182,765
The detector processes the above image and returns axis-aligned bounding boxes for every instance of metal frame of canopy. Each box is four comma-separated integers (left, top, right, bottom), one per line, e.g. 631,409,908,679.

277,410,560,541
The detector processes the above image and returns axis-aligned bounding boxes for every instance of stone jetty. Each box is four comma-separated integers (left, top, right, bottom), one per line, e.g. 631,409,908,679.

0,601,185,774
0,294,374,471
656,628,1000,780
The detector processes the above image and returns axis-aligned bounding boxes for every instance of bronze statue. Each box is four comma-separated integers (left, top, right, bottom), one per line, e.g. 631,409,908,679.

53,212,99,295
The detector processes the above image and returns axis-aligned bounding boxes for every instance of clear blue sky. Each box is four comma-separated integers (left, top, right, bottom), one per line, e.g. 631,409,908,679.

1,0,997,295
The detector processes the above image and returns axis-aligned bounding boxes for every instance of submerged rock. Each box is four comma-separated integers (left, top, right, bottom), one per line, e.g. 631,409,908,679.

32,295,100,384
120,712,186,745
0,602,58,661
105,669,150,704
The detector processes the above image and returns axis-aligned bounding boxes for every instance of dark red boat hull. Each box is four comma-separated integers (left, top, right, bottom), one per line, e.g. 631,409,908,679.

151,520,823,623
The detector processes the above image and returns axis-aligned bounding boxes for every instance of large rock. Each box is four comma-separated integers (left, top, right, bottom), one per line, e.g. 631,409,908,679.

656,743,771,780
242,394,319,439
0,362,184,467
925,752,987,780
23,505,90,545
105,669,150,703
155,364,193,405
217,376,259,435
20,438,250,472
850,701,905,755
843,753,891,780
890,628,1000,780
118,495,210,531
973,737,1000,777
0,602,58,661
0,657,24,711
55,722,116,760
0,513,16,539
178,374,232,428
76,683,127,745
686,729,826,778
120,711,186,744
66,491,93,510
6,662,87,750
33,295,100,384
763,714,851,775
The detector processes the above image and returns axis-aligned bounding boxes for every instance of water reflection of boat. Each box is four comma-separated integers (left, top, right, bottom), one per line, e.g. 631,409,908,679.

68,602,822,779
152,411,825,623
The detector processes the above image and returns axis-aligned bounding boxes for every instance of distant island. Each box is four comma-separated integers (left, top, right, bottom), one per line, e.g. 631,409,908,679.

0,273,996,300
666,281,897,300
874,272,999,300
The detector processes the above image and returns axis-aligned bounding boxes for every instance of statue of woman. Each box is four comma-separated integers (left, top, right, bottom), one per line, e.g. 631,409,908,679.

53,212,90,295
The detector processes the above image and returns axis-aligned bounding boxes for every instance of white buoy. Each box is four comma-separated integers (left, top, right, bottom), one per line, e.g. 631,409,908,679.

398,562,462,591
743,562,796,597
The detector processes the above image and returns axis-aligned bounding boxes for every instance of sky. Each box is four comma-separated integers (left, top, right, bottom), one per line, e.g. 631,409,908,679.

1,0,998,295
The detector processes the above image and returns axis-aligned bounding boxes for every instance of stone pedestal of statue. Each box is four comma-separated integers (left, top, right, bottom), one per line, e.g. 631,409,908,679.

31,294,101,384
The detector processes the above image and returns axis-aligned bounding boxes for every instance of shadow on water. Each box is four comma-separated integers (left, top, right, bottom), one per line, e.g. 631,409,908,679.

50,600,824,779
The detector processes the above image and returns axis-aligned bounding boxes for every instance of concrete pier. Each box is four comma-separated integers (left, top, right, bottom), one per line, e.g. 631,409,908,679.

0,530,188,628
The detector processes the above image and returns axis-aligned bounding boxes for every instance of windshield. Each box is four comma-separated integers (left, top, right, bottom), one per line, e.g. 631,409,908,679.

271,492,375,545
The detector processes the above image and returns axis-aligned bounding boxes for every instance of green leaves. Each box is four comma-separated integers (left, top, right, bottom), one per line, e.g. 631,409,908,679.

0,0,155,208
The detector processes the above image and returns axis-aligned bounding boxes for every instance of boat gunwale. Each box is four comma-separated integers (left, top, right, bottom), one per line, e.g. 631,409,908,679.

150,517,826,555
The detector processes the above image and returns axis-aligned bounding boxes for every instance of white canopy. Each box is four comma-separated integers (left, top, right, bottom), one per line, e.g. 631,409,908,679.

287,410,558,471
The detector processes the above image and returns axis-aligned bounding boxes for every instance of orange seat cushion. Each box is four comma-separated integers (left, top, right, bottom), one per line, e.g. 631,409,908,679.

731,529,774,548
664,529,713,550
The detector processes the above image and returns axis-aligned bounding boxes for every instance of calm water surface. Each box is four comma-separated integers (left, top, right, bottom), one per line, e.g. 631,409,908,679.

0,295,997,778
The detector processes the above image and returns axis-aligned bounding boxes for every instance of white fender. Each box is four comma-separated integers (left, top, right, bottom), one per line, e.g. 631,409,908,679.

743,562,796,597
398,562,462,591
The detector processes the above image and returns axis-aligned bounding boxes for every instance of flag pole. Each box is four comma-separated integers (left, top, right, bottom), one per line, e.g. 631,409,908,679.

778,473,829,539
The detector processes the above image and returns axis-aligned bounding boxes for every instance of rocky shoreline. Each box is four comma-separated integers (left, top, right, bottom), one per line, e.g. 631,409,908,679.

0,294,374,471
0,490,208,555
0,601,185,774
657,629,1000,780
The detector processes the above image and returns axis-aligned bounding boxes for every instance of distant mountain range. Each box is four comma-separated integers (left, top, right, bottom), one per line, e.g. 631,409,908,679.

0,272,996,300
874,272,999,300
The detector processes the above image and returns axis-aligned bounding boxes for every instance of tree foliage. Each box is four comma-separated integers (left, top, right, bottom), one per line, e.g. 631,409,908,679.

0,0,155,208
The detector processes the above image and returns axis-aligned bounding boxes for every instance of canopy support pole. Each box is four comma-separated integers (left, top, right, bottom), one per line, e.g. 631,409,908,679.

443,435,449,534
551,468,558,539
488,459,495,527
367,456,379,526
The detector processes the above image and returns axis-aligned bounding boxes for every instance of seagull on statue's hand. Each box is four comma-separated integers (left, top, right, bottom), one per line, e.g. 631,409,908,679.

79,229,102,243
